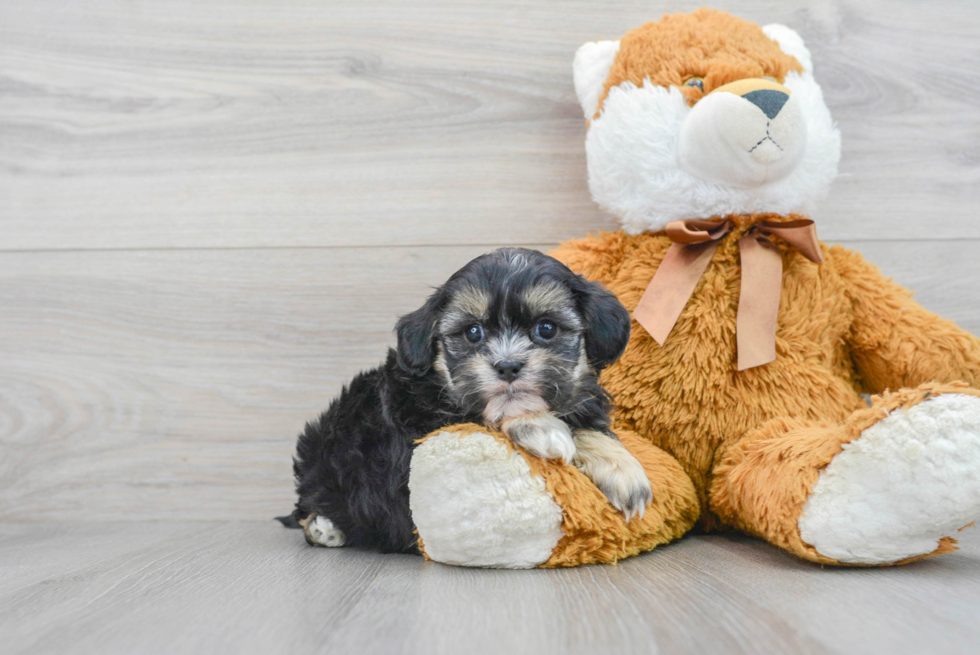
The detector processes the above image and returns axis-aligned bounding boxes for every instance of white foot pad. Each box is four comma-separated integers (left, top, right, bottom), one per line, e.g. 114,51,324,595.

409,429,564,568
307,516,346,547
799,394,980,564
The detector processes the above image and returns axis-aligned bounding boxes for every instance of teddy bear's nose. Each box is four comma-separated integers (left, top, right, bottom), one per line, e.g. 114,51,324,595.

743,89,790,120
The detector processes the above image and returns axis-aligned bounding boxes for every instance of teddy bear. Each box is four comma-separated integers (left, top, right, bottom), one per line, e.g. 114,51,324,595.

406,8,980,568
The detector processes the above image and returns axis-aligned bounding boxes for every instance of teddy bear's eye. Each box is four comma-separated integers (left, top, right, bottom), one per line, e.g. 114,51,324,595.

683,77,704,92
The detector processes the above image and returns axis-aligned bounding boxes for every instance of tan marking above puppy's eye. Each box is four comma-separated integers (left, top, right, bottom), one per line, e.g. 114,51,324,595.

682,77,704,92
522,282,572,318
450,286,491,321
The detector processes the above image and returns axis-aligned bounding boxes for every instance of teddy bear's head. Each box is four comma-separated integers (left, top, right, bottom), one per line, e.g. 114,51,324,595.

573,9,841,233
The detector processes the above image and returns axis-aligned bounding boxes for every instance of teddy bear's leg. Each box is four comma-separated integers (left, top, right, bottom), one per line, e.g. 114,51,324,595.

710,383,980,566
410,424,699,568
409,425,565,568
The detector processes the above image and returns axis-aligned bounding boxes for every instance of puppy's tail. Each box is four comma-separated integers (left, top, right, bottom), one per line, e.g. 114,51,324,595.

275,512,302,529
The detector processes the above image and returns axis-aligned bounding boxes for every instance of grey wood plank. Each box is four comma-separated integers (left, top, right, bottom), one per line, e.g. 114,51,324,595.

0,240,978,522
2,522,979,655
0,244,533,522
1,0,978,250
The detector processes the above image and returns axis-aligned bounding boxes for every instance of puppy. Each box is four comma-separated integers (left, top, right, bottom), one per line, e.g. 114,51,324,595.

281,248,653,552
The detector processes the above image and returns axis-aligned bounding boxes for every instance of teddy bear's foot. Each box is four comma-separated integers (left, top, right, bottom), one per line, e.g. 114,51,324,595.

409,425,564,568
799,393,980,564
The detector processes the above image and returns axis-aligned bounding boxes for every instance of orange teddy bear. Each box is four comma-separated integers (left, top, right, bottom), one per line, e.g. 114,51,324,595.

407,9,980,568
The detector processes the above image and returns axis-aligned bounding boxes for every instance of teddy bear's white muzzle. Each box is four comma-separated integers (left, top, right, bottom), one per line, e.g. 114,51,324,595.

677,80,807,188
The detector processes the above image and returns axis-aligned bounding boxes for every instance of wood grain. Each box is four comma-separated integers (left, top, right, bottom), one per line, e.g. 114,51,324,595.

0,245,515,521
3,2,980,647
1,0,979,250
2,523,979,655
0,240,977,522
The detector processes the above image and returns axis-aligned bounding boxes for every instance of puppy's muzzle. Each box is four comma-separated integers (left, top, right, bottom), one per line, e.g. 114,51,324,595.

495,360,524,383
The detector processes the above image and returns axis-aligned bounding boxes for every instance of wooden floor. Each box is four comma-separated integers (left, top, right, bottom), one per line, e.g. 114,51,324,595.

2,522,980,655
3,0,980,653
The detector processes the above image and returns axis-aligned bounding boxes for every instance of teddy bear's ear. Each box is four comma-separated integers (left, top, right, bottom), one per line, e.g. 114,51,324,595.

762,24,813,73
573,40,620,120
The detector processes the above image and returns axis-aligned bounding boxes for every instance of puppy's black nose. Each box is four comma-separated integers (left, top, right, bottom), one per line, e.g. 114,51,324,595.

495,360,523,382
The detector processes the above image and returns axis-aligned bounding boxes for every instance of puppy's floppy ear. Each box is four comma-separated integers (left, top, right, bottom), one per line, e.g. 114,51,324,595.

395,290,443,376
573,276,631,372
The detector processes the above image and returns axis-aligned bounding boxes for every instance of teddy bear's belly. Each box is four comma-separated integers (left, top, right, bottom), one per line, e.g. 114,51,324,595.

602,256,865,525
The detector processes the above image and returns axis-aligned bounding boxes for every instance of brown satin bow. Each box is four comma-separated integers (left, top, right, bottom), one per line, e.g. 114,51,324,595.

633,217,824,371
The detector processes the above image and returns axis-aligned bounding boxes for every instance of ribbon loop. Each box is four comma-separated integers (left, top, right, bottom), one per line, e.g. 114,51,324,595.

664,218,733,244
754,219,824,265
633,217,823,371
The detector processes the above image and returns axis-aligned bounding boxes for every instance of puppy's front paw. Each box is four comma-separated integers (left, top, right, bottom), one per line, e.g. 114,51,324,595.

573,430,653,522
502,413,576,463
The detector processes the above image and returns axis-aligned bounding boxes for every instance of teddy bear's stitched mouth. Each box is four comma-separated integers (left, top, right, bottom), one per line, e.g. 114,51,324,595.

748,121,784,154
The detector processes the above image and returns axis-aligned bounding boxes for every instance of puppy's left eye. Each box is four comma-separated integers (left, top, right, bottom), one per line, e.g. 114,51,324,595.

464,324,484,344
535,320,557,340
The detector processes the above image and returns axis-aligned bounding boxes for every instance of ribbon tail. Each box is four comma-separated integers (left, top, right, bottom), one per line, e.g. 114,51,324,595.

736,234,783,370
634,241,719,345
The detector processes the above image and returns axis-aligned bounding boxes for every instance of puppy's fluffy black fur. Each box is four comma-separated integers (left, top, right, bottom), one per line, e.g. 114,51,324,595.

281,248,631,553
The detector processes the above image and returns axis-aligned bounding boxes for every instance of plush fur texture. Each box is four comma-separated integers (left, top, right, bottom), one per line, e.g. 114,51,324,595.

410,425,566,568
550,220,980,565
285,248,644,552
412,9,980,568
799,392,980,564
573,40,621,121
711,383,980,565
574,9,840,233
594,9,804,115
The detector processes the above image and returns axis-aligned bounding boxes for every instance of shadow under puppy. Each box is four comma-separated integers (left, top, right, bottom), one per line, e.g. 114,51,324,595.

280,248,652,552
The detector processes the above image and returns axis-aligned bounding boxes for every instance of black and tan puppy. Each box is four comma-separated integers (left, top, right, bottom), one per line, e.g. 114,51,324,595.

281,248,652,552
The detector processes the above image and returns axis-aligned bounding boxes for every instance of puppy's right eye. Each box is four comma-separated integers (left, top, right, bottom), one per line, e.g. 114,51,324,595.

464,324,484,344
535,320,557,340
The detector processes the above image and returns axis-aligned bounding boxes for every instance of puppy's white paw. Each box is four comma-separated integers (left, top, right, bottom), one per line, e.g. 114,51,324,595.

502,413,576,463
305,515,346,547
573,430,653,522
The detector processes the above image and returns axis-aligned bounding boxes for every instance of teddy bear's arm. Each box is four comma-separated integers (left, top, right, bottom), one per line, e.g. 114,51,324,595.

831,244,980,392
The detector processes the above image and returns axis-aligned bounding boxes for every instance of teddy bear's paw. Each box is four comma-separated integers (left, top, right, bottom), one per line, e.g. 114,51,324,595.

799,393,980,564
304,515,346,548
501,412,576,463
572,430,653,522
409,428,564,568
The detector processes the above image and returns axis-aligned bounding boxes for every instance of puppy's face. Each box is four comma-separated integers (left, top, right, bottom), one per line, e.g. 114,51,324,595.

436,274,585,424
396,249,631,425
